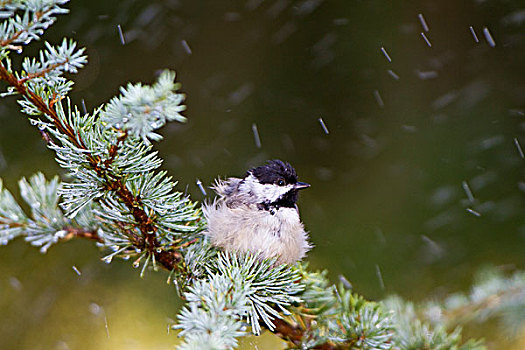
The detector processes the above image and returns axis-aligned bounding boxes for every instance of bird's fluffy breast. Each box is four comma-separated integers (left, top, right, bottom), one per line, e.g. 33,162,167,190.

203,200,312,265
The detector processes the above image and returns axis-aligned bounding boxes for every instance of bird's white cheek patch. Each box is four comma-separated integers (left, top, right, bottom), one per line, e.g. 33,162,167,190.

239,174,295,203
257,183,294,203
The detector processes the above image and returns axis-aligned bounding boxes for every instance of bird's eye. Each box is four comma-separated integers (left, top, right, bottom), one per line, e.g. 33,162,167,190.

277,179,285,186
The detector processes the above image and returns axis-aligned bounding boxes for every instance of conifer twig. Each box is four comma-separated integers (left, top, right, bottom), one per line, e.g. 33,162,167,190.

0,60,185,271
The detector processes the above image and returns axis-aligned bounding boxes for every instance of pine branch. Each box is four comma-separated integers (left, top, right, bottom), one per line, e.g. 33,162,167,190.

0,60,70,137
0,173,101,251
424,267,525,336
0,48,194,272
0,0,68,48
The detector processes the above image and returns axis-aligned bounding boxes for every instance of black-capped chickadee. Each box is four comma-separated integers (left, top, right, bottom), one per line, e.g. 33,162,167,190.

204,160,312,265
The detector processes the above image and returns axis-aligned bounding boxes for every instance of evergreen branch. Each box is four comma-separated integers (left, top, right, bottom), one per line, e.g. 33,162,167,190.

0,173,101,251
0,52,195,271
424,267,525,336
19,56,63,84
0,59,78,141
384,297,486,350
0,218,101,242
18,60,62,83
0,0,69,48
174,252,305,349
18,39,86,84
101,70,186,144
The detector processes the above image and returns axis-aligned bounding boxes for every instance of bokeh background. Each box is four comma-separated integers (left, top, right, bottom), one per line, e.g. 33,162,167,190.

0,0,524,349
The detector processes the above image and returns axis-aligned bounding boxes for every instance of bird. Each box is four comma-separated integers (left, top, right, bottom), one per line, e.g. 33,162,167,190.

204,160,312,265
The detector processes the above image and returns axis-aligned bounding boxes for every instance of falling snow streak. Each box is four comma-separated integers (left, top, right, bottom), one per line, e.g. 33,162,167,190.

421,235,443,256
181,40,192,55
81,99,87,115
418,13,429,32
373,90,384,108
462,180,475,203
380,46,392,62
117,24,125,45
375,264,385,290
483,27,496,47
89,303,110,338
339,275,352,289
318,117,329,134
104,314,110,339
387,69,399,80
466,208,481,217
420,32,432,47
196,178,207,196
469,26,480,43
416,70,438,80
9,277,22,290
252,123,261,148
514,138,524,159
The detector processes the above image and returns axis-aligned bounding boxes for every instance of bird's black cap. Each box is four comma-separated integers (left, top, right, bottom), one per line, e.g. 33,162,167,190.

248,160,299,186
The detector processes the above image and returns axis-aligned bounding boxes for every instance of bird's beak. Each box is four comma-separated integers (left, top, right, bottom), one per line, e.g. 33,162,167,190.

294,182,310,190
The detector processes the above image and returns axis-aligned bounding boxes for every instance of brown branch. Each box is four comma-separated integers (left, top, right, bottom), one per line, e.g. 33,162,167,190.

273,318,306,347
272,316,346,349
19,61,68,84
104,130,128,168
63,227,103,243
0,218,103,244
0,26,24,47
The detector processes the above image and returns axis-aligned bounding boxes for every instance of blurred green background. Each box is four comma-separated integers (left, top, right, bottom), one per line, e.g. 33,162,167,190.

0,0,524,349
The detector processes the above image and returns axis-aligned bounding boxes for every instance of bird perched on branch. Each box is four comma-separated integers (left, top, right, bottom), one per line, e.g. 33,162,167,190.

204,160,312,265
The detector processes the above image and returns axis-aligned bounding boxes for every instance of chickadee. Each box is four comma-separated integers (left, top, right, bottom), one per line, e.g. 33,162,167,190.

204,160,312,265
